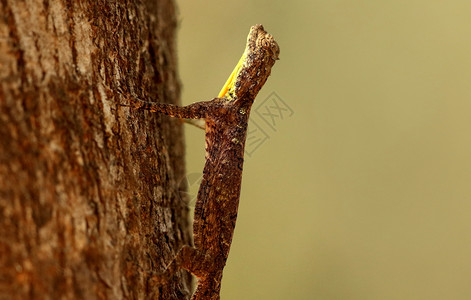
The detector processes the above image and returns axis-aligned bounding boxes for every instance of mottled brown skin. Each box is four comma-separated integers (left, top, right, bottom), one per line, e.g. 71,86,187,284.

124,25,279,299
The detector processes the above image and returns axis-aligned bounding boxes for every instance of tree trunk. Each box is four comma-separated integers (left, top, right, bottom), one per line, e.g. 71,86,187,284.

0,0,192,299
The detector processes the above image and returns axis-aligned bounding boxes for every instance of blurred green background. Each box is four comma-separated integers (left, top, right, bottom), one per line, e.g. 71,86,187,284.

176,1,471,299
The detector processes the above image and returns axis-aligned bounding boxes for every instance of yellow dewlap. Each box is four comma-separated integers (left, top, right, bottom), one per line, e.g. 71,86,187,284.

218,53,246,98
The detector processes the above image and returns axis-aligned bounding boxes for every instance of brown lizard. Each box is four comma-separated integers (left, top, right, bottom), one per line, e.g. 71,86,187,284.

124,24,279,299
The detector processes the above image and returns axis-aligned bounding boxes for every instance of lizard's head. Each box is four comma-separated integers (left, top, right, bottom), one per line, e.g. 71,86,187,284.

218,24,280,103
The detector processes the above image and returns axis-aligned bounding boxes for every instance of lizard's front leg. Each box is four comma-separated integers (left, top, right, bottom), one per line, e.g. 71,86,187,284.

121,93,220,120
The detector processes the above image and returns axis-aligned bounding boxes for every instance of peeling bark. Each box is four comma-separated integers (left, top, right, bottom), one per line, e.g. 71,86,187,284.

0,0,192,299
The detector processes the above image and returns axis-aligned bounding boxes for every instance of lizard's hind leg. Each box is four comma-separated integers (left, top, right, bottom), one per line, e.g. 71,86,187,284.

151,245,209,285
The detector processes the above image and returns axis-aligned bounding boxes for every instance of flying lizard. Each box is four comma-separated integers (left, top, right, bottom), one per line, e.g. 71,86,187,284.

123,24,279,299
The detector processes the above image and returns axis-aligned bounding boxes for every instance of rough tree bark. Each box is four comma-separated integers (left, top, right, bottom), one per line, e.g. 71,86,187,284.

0,0,193,299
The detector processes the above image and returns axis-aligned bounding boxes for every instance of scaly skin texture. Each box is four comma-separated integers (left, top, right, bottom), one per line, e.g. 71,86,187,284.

123,24,279,299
